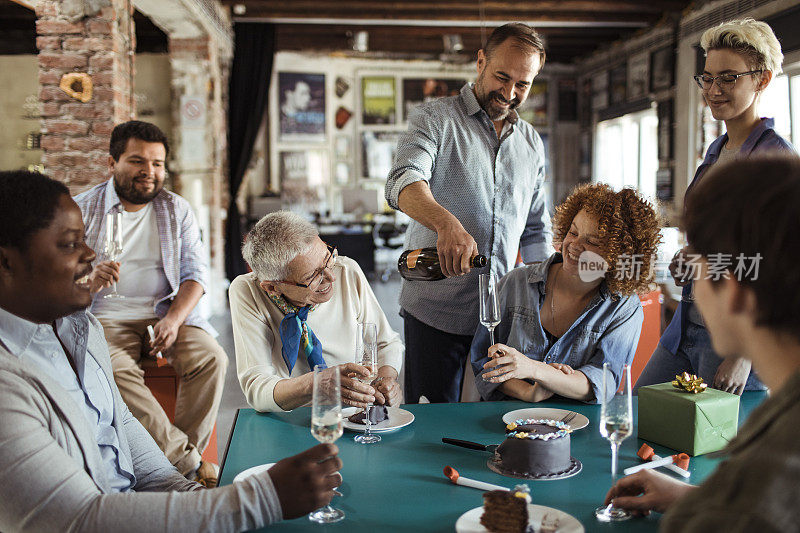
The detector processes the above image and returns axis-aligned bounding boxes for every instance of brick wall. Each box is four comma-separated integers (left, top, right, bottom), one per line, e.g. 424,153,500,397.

36,0,135,193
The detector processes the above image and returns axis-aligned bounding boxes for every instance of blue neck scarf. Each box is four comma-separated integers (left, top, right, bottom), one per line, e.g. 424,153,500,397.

269,294,326,373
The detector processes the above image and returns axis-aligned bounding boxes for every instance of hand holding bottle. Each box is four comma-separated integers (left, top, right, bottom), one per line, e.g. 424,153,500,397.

434,218,479,277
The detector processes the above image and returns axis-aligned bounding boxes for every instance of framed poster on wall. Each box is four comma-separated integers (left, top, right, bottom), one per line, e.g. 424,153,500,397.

278,72,326,142
402,78,466,121
279,149,330,211
361,131,403,179
651,46,675,91
518,80,547,126
609,64,627,105
592,71,609,110
362,76,397,125
627,52,649,99
657,99,674,161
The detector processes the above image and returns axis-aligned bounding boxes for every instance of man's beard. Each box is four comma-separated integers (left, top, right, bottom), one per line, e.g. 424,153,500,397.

113,173,162,205
479,90,521,121
475,75,521,120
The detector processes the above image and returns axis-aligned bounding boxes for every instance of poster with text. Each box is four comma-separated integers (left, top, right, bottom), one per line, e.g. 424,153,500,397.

362,77,397,125
402,78,466,121
279,72,326,141
279,150,330,211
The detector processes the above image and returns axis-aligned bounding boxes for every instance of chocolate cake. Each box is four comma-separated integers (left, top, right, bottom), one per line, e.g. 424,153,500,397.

495,419,572,478
347,405,388,425
480,485,533,533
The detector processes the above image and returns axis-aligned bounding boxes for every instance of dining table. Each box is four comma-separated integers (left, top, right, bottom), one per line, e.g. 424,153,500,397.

219,392,767,532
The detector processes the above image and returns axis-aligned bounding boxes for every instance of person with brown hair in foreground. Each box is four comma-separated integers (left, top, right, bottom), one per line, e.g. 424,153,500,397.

0,170,341,532
606,154,800,531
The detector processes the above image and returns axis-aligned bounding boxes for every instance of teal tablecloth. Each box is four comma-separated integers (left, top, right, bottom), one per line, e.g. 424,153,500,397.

220,393,766,532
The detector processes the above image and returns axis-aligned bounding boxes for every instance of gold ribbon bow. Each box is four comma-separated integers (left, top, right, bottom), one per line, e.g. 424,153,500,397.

672,372,708,394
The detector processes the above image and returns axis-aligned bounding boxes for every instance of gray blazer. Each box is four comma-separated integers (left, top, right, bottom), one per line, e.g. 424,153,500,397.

0,342,281,532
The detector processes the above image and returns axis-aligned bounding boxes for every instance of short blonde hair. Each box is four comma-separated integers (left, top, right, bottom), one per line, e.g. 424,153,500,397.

700,18,783,76
242,211,318,281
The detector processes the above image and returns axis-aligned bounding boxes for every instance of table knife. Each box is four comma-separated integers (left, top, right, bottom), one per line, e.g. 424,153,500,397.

442,437,498,453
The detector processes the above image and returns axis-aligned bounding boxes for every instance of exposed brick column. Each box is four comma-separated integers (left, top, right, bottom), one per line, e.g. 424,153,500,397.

169,36,229,305
36,0,135,192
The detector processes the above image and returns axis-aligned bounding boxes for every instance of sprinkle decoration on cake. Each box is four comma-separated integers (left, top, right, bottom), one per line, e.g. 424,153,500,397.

505,419,572,440
490,418,581,480
480,485,534,533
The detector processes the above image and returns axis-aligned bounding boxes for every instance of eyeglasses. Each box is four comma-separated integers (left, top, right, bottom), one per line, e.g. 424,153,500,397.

693,70,762,90
281,243,337,289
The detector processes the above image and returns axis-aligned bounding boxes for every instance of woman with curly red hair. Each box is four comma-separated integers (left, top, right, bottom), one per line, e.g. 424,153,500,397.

470,183,661,403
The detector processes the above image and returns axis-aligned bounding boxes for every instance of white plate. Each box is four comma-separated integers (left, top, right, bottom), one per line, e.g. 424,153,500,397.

455,504,584,533
502,408,590,431
342,406,415,433
233,463,275,484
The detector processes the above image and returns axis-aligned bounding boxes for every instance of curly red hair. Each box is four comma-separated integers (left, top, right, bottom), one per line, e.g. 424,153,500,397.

553,183,662,296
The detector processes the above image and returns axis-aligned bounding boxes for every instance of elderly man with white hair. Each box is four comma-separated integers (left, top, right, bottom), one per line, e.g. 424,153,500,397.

230,211,404,412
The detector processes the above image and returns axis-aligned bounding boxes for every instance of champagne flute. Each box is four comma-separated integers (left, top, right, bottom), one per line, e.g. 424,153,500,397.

103,210,125,299
595,363,633,522
309,365,345,524
353,322,380,444
479,273,500,345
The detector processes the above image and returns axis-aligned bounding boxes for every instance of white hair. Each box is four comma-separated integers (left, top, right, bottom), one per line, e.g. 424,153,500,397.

242,211,318,281
700,18,783,76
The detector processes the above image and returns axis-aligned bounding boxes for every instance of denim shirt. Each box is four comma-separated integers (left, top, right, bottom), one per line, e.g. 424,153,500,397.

659,118,796,354
386,83,552,335
470,253,643,404
0,307,135,491
74,179,215,336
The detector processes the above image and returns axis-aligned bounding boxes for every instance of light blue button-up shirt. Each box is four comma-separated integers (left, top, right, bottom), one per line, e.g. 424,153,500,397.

0,307,135,492
386,83,552,335
470,253,643,404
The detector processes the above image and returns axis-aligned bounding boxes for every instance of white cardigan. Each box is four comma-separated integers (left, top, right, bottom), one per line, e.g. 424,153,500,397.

230,256,404,412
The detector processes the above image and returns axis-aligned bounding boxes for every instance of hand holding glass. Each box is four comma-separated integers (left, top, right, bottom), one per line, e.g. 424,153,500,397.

479,273,500,345
309,365,345,524
354,322,380,444
103,210,124,299
595,363,633,522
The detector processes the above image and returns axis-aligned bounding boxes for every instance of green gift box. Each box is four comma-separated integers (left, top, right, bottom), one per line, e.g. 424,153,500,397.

638,382,740,456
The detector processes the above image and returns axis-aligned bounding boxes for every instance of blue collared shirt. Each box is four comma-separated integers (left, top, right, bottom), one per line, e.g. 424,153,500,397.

470,253,643,404
73,179,215,336
386,83,552,335
660,118,796,354
0,307,135,492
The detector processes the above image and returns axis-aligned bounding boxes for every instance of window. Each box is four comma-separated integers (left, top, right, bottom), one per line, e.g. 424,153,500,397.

759,74,791,141
593,108,658,200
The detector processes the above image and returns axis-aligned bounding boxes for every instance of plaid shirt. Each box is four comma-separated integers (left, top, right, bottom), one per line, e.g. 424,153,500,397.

386,83,552,335
73,178,214,336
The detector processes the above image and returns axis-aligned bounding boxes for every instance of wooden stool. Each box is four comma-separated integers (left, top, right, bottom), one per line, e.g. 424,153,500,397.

141,358,218,464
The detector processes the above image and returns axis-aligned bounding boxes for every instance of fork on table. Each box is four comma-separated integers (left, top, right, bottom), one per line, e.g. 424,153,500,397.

559,411,577,425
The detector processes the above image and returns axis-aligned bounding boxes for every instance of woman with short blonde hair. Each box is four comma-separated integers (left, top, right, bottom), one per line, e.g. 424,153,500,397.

637,18,797,395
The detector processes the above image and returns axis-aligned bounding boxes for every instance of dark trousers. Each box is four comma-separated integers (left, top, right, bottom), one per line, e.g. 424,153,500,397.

402,310,474,404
